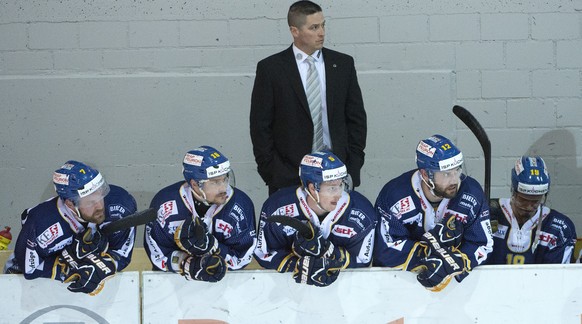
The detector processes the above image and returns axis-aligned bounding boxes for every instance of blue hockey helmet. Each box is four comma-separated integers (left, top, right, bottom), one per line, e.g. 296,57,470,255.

182,146,231,184
416,135,464,172
299,151,348,191
511,156,550,195
53,161,110,204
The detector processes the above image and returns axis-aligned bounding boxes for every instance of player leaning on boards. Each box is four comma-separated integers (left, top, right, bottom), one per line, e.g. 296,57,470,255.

254,151,377,287
144,146,257,282
487,156,577,264
373,135,493,292
4,161,137,295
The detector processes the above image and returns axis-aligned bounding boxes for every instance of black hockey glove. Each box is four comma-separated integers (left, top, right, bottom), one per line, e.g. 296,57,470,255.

293,246,349,287
64,252,117,296
180,254,227,283
416,246,470,292
175,216,218,256
292,221,333,257
71,227,109,258
422,213,464,249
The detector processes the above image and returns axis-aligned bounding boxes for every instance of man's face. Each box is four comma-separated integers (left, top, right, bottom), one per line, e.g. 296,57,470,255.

291,12,325,55
310,179,344,211
76,191,106,224
511,191,544,220
196,175,229,205
431,167,462,199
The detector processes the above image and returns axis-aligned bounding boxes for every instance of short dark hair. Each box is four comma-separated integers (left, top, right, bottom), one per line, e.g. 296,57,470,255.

287,1,322,28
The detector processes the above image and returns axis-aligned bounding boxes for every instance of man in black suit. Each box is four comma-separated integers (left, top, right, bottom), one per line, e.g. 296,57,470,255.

250,0,367,195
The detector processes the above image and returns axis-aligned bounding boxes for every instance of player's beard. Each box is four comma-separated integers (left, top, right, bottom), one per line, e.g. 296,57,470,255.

82,208,106,224
433,183,459,199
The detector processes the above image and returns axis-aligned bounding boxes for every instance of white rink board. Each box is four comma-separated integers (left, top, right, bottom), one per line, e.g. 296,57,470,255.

0,272,140,324
143,265,582,324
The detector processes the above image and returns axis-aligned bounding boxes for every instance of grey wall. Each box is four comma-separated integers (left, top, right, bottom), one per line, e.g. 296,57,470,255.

1,1,581,248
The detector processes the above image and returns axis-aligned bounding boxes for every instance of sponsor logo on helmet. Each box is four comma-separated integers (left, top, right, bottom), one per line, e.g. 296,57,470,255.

514,158,524,175
60,163,75,170
438,152,463,171
206,161,230,178
301,155,323,168
77,173,105,198
528,157,538,167
417,141,436,158
517,182,549,195
321,165,348,181
184,153,204,166
52,172,69,185
426,136,441,143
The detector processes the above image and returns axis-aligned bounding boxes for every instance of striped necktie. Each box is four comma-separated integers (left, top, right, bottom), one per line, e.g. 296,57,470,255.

305,55,324,152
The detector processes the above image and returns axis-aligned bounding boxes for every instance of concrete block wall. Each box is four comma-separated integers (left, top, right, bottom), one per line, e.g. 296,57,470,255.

1,0,581,248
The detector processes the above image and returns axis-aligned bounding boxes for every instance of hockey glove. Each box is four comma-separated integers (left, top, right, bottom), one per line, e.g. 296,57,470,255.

64,252,117,296
175,216,218,256
416,247,471,292
405,241,431,272
293,246,349,287
75,227,109,257
422,213,463,249
181,254,227,282
292,221,333,257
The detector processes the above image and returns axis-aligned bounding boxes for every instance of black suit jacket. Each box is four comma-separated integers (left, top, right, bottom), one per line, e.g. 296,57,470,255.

250,45,367,190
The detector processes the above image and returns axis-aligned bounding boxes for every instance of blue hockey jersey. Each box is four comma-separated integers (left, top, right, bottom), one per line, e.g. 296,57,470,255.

373,170,493,274
254,186,377,272
487,198,577,264
7,185,137,280
144,181,257,272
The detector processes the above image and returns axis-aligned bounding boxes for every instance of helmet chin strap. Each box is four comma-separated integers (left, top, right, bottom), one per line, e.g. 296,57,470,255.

421,171,441,199
305,187,329,213
65,199,86,224
191,186,210,206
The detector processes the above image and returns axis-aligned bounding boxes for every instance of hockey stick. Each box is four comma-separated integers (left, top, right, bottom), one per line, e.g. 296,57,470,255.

452,106,503,234
453,105,491,201
101,207,157,235
265,215,313,238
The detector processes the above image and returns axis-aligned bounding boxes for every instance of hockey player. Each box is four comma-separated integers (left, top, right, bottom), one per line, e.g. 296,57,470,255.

144,146,257,282
373,135,493,292
254,151,377,287
4,161,137,295
488,156,577,264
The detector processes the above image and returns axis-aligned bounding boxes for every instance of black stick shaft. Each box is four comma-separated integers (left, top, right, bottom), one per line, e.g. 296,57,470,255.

453,105,491,201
